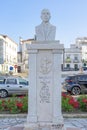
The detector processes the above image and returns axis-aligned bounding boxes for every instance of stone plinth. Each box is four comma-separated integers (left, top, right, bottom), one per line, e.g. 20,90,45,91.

24,41,64,130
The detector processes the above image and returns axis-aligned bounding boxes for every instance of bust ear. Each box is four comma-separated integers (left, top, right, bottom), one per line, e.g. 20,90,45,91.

49,15,51,20
41,15,43,20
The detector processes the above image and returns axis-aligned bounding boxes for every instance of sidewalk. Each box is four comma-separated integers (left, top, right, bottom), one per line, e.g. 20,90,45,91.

0,114,86,130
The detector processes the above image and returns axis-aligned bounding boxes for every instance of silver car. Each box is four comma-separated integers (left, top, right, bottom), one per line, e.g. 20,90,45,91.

0,76,29,98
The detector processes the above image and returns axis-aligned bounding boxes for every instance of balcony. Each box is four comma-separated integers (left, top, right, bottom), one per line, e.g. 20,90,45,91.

73,59,79,63
65,58,71,63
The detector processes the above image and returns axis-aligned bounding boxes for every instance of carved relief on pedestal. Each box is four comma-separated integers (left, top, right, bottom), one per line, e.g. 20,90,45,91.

39,80,50,103
40,56,52,74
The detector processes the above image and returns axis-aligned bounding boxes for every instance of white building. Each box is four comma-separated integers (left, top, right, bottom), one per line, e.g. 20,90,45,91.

17,38,34,73
0,35,18,73
76,37,87,66
17,38,83,72
63,44,82,70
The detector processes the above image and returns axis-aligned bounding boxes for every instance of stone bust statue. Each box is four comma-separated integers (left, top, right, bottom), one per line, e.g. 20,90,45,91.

35,9,56,41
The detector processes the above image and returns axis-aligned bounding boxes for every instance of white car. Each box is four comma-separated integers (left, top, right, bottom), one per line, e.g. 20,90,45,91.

0,76,29,98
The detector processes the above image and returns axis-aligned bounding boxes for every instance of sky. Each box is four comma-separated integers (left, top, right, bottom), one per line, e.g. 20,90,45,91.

0,0,87,48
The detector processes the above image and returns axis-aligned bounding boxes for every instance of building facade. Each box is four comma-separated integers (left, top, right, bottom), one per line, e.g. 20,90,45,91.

63,44,82,70
76,37,87,66
0,35,85,74
0,35,18,73
17,38,34,73
18,39,82,72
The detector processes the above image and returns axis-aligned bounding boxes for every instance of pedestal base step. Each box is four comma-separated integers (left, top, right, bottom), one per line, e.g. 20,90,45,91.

8,127,82,130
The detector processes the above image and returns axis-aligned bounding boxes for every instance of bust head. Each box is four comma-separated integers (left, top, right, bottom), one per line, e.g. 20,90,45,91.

35,9,56,41
41,9,51,23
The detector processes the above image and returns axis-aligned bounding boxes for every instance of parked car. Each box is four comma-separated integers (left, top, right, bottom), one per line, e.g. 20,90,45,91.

0,76,29,98
63,74,87,95
82,66,87,71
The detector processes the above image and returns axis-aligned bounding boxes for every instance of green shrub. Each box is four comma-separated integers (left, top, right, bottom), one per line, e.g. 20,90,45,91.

77,95,87,111
62,96,74,112
0,95,28,114
62,93,79,112
0,94,87,114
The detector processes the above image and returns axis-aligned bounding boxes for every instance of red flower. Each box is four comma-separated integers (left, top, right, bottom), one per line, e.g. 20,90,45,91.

69,98,79,108
62,93,71,99
69,99,74,104
19,95,24,98
16,102,23,109
62,93,67,98
73,101,79,108
82,98,87,104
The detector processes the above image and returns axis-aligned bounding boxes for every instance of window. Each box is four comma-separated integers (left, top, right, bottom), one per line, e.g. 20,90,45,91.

77,75,87,81
6,79,17,84
18,78,28,85
66,64,70,68
0,78,5,84
74,64,78,69
74,57,78,60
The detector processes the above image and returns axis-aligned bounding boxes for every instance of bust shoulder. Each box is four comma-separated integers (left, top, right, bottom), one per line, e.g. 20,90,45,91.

35,24,42,29
36,23,56,29
49,24,56,29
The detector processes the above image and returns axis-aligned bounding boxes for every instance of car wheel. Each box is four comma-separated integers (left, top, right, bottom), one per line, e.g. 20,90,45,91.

0,90,8,98
71,87,81,95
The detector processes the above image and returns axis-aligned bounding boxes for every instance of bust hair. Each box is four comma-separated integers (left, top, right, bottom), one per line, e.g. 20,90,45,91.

40,9,51,20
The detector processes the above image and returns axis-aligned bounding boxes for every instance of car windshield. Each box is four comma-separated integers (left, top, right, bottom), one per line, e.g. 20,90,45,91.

0,77,5,84
65,75,76,82
18,77,29,85
65,76,73,80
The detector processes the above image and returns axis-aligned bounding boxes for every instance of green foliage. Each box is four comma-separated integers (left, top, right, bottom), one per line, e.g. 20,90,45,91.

20,96,28,112
62,93,79,112
0,94,87,114
62,96,74,112
0,95,28,114
77,95,87,111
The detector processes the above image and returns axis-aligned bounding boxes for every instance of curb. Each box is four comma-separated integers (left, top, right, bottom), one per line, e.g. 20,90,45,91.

0,114,27,118
0,113,87,118
63,113,87,118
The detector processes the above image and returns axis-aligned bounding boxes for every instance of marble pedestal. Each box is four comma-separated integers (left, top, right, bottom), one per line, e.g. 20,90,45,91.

24,41,65,130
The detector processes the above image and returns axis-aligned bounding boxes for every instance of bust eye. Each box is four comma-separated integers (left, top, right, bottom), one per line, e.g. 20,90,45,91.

43,13,45,15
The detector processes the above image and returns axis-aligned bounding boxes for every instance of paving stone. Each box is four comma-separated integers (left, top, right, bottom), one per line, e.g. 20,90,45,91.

8,127,24,130
0,118,87,130
7,126,83,130
66,128,81,130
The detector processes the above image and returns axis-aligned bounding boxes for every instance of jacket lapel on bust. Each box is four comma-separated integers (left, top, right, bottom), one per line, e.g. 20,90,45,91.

46,25,52,39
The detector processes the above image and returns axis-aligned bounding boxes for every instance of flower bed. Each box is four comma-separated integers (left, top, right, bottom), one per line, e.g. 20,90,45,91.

62,93,87,112
0,94,87,114
0,95,28,114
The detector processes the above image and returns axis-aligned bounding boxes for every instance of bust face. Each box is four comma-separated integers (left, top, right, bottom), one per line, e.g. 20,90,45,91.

41,9,51,23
